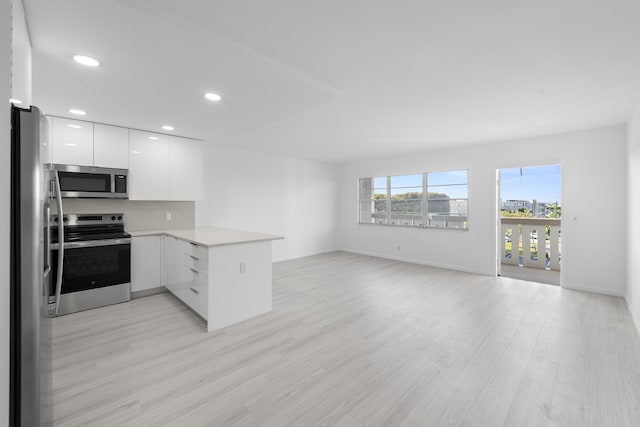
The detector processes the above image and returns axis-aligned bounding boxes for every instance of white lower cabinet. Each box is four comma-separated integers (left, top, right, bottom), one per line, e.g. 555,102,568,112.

165,236,183,301
131,235,163,293
164,235,273,331
165,236,209,320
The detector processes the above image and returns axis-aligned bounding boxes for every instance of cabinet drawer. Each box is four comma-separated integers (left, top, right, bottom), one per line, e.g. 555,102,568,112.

183,251,208,273
180,239,208,259
170,274,208,320
186,278,208,320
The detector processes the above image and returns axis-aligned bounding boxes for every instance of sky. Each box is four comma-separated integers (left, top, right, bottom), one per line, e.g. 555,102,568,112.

373,170,469,198
370,165,561,203
500,164,561,203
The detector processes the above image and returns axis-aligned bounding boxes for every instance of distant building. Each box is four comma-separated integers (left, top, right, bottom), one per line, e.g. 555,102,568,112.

501,199,558,217
502,199,531,213
449,199,468,215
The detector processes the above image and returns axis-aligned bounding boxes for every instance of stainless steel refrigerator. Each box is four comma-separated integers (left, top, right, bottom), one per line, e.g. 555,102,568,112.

10,105,54,426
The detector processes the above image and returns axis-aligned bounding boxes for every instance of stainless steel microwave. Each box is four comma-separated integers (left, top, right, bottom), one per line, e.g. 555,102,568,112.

52,164,128,199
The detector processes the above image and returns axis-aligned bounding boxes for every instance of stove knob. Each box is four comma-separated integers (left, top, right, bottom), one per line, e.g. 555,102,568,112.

117,216,123,221
111,216,116,221
62,217,68,222
54,217,59,223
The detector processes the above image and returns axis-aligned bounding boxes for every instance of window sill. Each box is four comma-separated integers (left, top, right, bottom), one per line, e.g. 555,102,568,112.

357,222,469,232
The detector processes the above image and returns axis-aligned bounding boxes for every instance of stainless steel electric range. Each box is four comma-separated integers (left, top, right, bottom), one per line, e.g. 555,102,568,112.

50,213,131,316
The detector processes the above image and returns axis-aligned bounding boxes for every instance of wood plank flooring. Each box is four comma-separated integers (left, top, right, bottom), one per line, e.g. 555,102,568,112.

500,264,561,286
51,251,640,426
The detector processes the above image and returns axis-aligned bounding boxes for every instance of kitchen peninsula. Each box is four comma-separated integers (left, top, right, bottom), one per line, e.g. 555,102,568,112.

129,227,283,331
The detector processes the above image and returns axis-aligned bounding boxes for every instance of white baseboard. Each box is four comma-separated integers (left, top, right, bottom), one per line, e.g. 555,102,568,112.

272,248,339,264
272,250,633,308
131,286,167,299
562,283,626,298
339,248,491,276
625,295,640,339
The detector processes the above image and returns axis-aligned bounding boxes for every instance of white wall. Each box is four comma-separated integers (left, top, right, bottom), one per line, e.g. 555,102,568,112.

339,125,628,296
196,144,339,262
4,2,31,422
628,103,640,333
2,0,12,424
10,0,30,106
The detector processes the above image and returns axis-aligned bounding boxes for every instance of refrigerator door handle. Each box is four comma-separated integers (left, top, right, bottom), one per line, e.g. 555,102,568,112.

43,202,51,279
53,171,64,315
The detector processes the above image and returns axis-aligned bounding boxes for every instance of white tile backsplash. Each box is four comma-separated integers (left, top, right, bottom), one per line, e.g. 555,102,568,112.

54,199,195,231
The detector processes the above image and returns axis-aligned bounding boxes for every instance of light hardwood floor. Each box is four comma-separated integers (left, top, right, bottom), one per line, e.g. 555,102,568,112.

499,264,561,286
52,252,640,426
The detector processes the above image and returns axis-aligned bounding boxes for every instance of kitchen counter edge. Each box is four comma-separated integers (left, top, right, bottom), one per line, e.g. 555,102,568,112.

127,227,284,247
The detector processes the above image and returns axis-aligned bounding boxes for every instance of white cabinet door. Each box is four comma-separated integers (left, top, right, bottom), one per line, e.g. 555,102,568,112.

51,117,94,166
94,124,129,169
128,130,170,200
165,236,178,291
169,136,203,201
131,235,162,292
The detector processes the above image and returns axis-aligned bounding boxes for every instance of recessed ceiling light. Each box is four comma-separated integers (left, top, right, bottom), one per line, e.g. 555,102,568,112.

148,136,159,140
10,98,22,105
68,124,82,129
204,92,222,102
161,125,174,131
73,54,101,67
65,143,77,147
69,109,86,116
131,150,141,154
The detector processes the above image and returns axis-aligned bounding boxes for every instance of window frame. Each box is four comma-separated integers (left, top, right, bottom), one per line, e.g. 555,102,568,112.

358,169,469,231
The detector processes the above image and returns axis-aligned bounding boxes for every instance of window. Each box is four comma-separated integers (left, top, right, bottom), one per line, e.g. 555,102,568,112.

358,169,468,230
390,174,423,226
359,176,388,224
427,170,468,229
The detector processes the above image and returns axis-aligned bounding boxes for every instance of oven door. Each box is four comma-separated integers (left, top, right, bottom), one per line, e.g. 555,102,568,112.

51,240,131,295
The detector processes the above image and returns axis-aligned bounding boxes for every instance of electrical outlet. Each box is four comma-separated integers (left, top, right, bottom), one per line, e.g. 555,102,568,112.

165,212,172,221
240,262,246,273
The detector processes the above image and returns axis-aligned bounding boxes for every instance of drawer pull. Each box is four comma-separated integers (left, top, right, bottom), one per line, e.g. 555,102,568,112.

189,255,199,260
190,242,198,246
189,287,199,294
189,267,199,274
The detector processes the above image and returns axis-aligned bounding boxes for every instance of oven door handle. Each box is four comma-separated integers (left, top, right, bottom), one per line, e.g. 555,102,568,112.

55,238,132,249
53,171,64,315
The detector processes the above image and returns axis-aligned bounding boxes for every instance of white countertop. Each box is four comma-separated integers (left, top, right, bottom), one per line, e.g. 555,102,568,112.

127,226,284,247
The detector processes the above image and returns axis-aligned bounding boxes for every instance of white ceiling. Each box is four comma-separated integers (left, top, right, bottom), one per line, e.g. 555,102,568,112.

25,0,640,162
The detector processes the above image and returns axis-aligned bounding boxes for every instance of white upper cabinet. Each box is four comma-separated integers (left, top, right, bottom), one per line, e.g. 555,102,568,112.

49,117,203,201
128,130,171,200
94,124,129,169
170,136,203,201
51,117,94,166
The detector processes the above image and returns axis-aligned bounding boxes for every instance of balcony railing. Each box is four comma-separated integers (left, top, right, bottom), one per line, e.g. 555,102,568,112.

501,217,561,271
369,212,468,228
